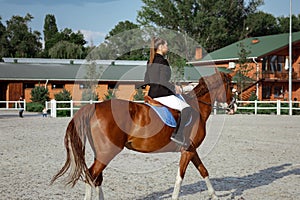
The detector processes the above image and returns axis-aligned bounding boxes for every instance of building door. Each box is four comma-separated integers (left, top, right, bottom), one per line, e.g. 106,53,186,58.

8,83,23,101
0,83,8,107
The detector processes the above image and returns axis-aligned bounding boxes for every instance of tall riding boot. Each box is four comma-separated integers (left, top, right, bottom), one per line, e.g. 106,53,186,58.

170,107,192,147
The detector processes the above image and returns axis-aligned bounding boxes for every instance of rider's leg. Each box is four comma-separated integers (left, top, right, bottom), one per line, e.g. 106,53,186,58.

171,107,192,147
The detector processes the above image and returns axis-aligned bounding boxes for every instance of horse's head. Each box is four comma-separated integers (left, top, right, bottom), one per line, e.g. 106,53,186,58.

192,72,232,110
215,72,233,109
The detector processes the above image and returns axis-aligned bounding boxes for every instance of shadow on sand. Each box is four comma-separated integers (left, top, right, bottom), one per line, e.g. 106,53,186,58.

137,163,300,199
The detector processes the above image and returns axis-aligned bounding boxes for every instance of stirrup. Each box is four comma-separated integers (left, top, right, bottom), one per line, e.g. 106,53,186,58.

170,135,189,148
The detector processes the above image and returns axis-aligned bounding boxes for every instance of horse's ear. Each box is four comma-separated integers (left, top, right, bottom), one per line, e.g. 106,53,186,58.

229,69,237,77
214,67,219,74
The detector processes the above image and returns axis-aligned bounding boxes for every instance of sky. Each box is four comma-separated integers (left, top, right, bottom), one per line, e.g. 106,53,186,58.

0,0,299,47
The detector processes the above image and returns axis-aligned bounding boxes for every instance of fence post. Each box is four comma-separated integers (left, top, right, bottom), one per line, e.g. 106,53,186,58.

70,100,73,118
23,100,26,111
90,99,93,104
254,100,258,115
277,100,281,115
213,101,217,115
289,100,293,116
50,99,57,118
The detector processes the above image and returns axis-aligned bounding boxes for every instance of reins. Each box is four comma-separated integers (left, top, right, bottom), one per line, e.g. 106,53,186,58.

185,72,232,107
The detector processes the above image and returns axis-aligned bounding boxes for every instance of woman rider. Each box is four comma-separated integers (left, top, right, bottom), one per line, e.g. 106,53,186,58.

144,37,192,148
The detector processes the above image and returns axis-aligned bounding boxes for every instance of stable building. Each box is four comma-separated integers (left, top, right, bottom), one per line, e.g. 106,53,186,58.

0,58,214,104
189,32,300,101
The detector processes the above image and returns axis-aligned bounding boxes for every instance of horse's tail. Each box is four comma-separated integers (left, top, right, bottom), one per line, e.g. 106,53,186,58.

50,104,96,187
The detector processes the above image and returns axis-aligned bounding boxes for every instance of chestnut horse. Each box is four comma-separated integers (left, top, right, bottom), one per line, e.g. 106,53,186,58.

51,72,232,200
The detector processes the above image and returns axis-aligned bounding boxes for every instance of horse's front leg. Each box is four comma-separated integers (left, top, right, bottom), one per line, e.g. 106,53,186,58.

84,183,92,200
95,186,104,200
191,151,218,200
83,184,104,200
172,150,195,200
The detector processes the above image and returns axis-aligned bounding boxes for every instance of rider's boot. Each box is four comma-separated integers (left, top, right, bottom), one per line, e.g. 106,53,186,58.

170,107,192,148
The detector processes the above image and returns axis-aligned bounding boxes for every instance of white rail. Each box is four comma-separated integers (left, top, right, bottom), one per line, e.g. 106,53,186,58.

236,100,300,115
0,100,26,111
44,99,300,118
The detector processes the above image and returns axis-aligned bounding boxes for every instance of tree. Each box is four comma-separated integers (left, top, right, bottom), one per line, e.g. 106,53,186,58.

43,15,87,58
81,61,101,101
103,89,116,100
54,89,72,117
277,14,300,33
244,11,279,37
0,17,9,59
133,88,145,101
6,13,42,57
30,85,50,104
137,0,263,52
48,40,83,59
43,14,59,57
236,42,253,100
90,20,146,60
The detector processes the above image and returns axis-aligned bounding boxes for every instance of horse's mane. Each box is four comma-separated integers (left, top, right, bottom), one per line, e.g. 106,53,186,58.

190,72,230,98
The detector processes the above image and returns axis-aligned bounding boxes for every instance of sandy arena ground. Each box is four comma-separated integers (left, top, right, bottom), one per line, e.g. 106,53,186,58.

0,111,299,200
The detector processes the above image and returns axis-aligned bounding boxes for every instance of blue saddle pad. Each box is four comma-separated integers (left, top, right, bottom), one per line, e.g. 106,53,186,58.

145,103,177,127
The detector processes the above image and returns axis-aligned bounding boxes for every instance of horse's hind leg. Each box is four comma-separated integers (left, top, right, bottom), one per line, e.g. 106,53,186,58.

191,152,218,200
84,159,106,200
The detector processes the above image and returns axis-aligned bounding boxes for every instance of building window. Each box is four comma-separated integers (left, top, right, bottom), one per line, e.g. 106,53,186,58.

79,84,88,89
52,84,64,89
277,56,284,72
108,83,116,90
274,86,284,98
262,85,271,99
24,83,35,88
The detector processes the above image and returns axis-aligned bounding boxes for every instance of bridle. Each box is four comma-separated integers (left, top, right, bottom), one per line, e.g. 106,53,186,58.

187,73,232,108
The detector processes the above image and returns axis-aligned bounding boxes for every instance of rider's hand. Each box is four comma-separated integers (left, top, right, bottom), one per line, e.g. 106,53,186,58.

175,85,182,94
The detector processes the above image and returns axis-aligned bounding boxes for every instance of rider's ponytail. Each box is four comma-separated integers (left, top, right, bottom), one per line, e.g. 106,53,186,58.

149,37,166,64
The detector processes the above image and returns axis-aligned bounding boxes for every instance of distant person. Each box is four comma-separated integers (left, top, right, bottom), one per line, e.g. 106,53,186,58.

42,107,48,117
18,96,24,118
228,88,238,115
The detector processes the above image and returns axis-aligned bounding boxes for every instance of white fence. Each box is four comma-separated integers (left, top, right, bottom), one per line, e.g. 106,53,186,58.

45,99,300,118
45,99,102,118
0,100,26,111
236,100,300,115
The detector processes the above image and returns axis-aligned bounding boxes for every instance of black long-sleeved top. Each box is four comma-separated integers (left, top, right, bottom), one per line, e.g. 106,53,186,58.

144,54,175,98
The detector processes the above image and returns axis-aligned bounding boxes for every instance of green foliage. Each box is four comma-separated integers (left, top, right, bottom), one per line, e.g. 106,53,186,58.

103,89,116,100
249,92,258,101
54,89,72,117
43,14,59,56
26,102,44,112
81,89,99,101
90,20,147,60
0,17,10,58
236,42,254,100
30,85,50,104
80,61,101,101
277,14,300,33
137,0,264,52
1,7,300,59
54,88,72,101
133,88,145,101
244,11,279,38
48,40,83,59
5,13,42,57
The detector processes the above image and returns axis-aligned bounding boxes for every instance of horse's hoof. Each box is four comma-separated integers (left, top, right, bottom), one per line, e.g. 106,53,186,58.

211,194,219,200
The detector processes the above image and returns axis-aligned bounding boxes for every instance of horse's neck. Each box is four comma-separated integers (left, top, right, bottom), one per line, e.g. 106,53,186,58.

197,93,212,122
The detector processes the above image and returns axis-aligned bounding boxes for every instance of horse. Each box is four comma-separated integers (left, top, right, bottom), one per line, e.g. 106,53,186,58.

51,71,232,200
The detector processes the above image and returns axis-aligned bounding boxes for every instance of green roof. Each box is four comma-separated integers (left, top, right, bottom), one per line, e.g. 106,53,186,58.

196,32,300,63
0,62,228,83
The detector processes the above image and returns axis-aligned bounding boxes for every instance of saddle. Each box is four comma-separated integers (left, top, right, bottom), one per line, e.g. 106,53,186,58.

144,96,180,127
